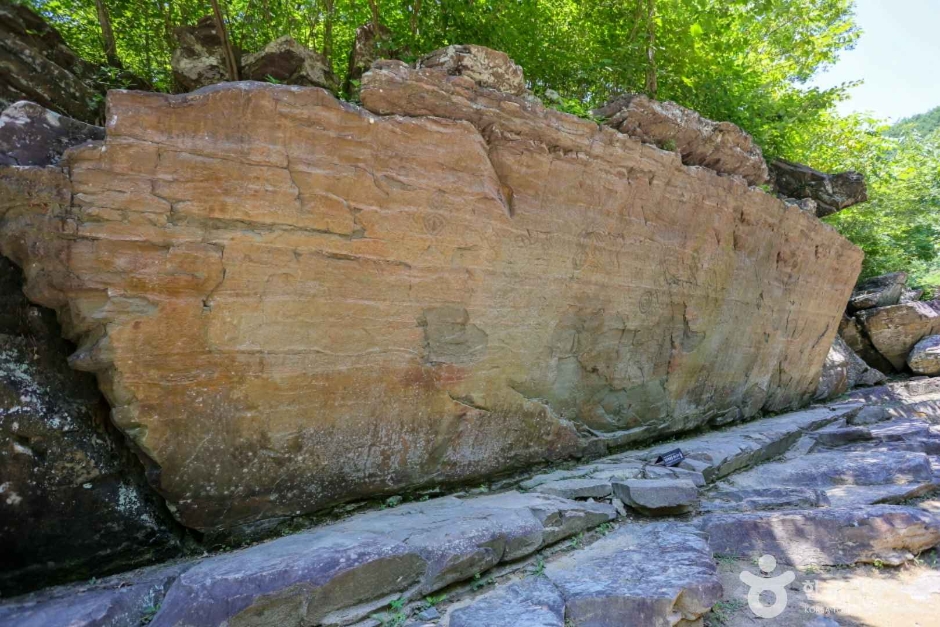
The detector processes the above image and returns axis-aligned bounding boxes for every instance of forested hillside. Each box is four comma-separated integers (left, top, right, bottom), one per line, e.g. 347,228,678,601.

17,0,940,287
888,105,940,138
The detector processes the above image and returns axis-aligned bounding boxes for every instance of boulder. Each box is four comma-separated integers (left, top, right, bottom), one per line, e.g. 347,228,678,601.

418,44,526,95
344,22,394,96
0,101,103,167
0,1,103,123
544,523,722,626
902,288,924,303
840,314,896,373
845,405,890,426
0,60,861,532
171,16,236,92
532,478,612,500
849,271,908,312
593,94,769,186
908,335,940,375
240,36,338,92
769,158,868,218
815,335,886,400
856,300,940,371
611,478,699,516
0,256,179,595
697,505,940,568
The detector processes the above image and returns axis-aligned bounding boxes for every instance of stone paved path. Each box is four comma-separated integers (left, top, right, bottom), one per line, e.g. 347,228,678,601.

2,379,940,627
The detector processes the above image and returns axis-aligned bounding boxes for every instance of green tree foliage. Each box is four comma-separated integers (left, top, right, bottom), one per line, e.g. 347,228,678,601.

887,105,940,138
791,112,940,289
24,0,858,158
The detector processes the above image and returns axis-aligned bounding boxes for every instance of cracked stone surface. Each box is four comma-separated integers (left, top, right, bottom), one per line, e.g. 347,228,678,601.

447,576,565,627
0,48,860,532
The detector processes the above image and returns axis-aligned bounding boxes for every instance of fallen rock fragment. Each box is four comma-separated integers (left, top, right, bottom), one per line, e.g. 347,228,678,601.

815,335,886,400
697,505,940,568
612,479,699,516
840,314,897,374
0,101,103,166
849,271,908,312
171,16,235,91
846,405,890,426
545,523,722,626
594,94,769,185
240,36,338,92
770,158,868,218
418,44,526,95
811,425,873,448
908,335,940,375
345,21,394,96
532,478,612,500
857,300,940,371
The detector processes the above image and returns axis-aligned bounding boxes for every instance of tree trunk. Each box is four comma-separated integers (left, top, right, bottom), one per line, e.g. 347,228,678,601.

411,0,421,37
323,0,335,64
210,0,239,81
95,0,122,68
644,0,657,99
367,0,380,30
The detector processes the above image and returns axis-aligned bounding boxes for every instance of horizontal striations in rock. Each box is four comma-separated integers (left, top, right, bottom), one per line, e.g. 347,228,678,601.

1,66,860,532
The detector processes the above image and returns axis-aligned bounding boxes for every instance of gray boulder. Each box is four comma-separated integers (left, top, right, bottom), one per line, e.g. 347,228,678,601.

902,288,925,303
0,101,103,166
769,158,867,218
532,477,612,500
846,405,890,426
241,36,338,92
171,16,235,92
815,335,887,400
418,45,526,95
611,479,699,516
849,271,908,312
908,335,940,375
594,94,769,186
840,314,897,374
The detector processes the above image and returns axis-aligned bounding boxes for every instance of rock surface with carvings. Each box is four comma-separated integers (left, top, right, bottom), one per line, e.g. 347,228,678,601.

0,46,861,538
593,93,769,186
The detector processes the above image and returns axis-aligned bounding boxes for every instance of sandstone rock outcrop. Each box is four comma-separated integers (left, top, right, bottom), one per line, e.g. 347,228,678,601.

849,271,908,312
908,335,940,375
241,36,338,92
0,1,103,123
0,255,179,595
171,16,236,92
769,158,868,218
0,101,103,167
593,94,769,186
0,47,861,533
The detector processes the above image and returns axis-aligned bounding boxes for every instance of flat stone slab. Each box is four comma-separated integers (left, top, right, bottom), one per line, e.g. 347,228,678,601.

612,479,699,516
697,505,940,567
700,487,830,513
532,478,613,500
544,523,722,626
447,577,565,627
0,563,188,627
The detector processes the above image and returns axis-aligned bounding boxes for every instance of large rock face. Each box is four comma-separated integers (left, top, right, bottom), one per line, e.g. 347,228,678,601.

0,51,861,533
0,1,103,123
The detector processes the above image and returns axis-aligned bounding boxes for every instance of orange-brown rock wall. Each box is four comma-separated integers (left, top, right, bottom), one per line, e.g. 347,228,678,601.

0,76,861,532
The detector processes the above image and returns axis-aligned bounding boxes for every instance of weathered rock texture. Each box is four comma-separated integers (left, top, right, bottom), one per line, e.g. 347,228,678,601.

344,22,393,96
0,256,179,595
0,101,103,167
849,271,908,312
172,16,237,92
594,94,769,186
0,50,861,532
241,36,338,92
857,300,940,371
908,335,940,375
418,45,526,95
815,335,885,400
0,0,103,123
769,158,868,218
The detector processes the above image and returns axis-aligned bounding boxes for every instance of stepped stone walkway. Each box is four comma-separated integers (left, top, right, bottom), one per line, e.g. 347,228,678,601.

3,379,940,627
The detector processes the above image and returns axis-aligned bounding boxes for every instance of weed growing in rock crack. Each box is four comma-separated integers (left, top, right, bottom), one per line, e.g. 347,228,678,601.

567,532,585,549
596,522,613,536
873,559,885,569
423,593,446,608
529,556,546,577
471,573,496,591
371,597,409,627
707,598,746,626
140,603,161,624
714,553,739,569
